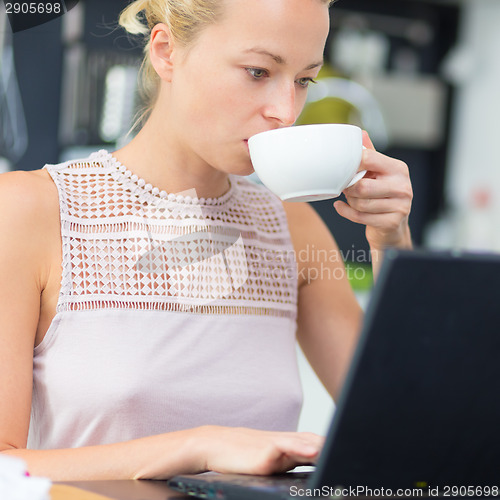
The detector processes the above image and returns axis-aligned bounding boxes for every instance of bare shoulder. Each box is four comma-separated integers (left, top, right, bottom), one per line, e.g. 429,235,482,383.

0,168,59,261
0,167,57,203
0,168,58,222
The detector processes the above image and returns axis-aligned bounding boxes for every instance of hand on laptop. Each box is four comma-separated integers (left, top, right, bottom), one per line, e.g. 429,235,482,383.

196,426,325,475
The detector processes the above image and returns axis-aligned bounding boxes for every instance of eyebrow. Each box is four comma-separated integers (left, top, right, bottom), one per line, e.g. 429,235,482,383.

243,48,324,71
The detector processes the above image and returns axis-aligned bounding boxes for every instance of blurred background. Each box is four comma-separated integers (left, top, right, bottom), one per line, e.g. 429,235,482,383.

1,0,499,433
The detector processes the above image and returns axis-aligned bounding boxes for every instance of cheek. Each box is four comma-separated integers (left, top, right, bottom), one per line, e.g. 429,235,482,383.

295,93,308,118
174,65,259,137
206,77,258,125
172,78,215,129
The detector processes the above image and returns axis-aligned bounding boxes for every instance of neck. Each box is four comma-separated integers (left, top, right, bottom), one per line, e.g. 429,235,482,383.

112,105,231,200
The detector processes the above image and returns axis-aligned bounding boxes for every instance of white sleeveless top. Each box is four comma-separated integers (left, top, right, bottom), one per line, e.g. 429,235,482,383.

28,150,302,450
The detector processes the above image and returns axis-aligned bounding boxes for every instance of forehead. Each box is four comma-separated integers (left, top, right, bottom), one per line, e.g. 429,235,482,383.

198,0,330,62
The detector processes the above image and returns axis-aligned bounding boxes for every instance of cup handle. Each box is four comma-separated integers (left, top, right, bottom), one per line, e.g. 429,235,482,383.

346,145,367,188
346,169,367,188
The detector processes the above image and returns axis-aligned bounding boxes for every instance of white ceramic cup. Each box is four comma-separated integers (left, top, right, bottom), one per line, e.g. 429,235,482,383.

248,123,366,203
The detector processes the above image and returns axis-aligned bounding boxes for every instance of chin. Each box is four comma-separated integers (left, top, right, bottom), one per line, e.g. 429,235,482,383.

219,157,255,177
234,163,256,177
236,160,255,175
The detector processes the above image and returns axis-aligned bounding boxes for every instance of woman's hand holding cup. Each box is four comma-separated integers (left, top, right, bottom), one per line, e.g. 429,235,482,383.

334,131,413,251
248,124,413,252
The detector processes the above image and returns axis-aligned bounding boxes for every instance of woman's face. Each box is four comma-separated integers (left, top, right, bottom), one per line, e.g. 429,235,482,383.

164,0,330,176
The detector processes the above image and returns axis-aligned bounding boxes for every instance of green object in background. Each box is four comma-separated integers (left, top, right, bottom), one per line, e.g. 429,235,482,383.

345,262,373,292
296,65,360,127
297,97,355,126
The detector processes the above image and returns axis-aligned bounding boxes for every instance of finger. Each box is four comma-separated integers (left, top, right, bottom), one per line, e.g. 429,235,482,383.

291,432,326,452
343,196,398,215
334,200,404,229
344,177,409,200
361,148,409,175
277,441,322,459
276,431,325,445
270,454,318,475
275,451,320,473
254,443,320,475
362,130,376,151
275,434,324,458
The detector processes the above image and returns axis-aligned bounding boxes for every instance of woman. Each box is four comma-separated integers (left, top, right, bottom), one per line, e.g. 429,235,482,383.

0,0,412,481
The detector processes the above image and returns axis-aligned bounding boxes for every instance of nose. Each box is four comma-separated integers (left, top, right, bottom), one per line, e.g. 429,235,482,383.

263,81,299,127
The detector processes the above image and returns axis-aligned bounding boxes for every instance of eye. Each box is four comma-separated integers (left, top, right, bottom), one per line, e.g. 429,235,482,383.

296,77,318,89
246,68,269,80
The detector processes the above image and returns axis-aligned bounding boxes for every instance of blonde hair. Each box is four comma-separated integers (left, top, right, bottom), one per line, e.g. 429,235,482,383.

119,0,335,129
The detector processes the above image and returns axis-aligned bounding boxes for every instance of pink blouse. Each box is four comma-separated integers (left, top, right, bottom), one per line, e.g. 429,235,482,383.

28,150,302,449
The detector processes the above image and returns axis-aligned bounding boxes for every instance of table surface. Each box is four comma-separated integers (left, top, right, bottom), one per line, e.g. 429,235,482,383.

52,480,488,500
53,480,187,500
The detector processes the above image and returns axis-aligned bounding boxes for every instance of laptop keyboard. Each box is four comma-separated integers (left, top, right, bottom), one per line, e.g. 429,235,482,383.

217,471,312,492
169,472,313,498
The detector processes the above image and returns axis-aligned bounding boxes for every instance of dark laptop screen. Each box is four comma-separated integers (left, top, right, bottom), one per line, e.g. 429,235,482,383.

313,250,500,490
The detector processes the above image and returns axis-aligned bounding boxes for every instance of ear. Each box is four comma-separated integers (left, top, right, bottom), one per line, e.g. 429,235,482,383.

149,23,176,82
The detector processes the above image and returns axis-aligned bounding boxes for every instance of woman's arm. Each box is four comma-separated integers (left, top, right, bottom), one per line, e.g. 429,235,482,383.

4,426,324,480
283,137,413,399
0,171,48,460
283,202,363,401
0,171,323,481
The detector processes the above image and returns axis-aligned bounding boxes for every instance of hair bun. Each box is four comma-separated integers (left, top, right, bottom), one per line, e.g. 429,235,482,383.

118,0,150,36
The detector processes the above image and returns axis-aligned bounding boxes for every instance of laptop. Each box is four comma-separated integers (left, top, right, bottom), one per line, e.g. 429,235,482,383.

168,249,500,498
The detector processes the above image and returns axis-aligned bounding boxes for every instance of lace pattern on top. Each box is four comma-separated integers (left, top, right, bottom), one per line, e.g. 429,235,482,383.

45,150,298,320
